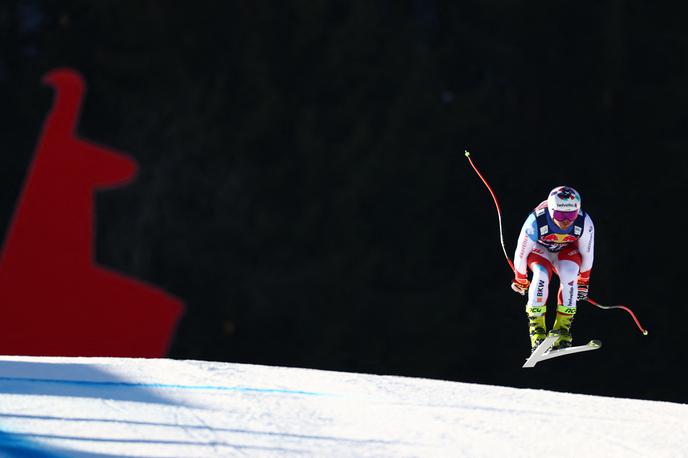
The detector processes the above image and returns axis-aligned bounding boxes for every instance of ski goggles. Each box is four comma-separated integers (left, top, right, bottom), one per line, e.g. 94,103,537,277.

552,210,578,222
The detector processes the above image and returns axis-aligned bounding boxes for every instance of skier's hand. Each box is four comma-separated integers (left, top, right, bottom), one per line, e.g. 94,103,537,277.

511,277,530,296
577,271,591,301
577,280,589,301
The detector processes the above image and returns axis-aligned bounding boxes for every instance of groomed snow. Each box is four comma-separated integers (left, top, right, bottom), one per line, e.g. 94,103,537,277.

0,355,685,457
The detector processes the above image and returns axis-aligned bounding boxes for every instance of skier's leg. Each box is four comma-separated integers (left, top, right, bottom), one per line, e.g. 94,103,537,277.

527,263,551,307
551,247,582,348
525,254,553,350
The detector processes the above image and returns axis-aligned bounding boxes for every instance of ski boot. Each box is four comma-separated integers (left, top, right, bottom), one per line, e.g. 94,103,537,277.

549,307,575,350
526,305,547,353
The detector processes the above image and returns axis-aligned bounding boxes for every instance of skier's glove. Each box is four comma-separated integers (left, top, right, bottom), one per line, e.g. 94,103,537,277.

511,277,530,296
577,271,591,301
577,281,589,301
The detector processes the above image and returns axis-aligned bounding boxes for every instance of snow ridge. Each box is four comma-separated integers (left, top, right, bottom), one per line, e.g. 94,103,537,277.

0,356,686,457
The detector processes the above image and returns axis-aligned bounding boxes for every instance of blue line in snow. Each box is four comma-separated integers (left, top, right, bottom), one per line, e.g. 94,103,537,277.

0,376,329,397
0,429,62,458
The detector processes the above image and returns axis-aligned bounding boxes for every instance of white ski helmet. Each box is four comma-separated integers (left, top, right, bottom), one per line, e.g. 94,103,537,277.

547,186,581,220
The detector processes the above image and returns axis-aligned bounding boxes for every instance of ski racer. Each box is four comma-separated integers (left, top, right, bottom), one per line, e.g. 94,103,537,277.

510,186,595,352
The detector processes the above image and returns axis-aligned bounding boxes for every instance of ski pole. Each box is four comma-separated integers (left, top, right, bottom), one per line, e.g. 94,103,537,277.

463,150,515,274
464,149,649,336
586,298,648,335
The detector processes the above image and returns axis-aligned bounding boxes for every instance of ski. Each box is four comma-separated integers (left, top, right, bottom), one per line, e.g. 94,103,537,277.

523,338,602,368
536,339,602,363
522,334,558,368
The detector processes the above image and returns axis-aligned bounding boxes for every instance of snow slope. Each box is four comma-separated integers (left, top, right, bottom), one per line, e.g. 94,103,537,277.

0,356,686,457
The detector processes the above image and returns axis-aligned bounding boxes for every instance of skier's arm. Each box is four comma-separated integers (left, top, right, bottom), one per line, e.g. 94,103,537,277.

578,214,594,273
513,214,538,280
576,214,595,299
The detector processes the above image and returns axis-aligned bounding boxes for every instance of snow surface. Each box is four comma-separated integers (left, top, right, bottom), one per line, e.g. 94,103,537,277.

0,356,686,457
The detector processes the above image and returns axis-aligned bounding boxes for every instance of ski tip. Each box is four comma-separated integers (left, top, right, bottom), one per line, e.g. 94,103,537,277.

522,359,538,368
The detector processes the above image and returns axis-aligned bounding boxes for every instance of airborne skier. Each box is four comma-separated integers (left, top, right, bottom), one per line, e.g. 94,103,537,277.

510,186,595,352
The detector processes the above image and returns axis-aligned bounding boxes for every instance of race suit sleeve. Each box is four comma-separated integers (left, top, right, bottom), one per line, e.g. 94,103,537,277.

513,213,538,279
577,213,595,279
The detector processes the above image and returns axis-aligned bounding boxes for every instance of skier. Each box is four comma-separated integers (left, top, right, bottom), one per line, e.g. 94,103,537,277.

510,186,595,352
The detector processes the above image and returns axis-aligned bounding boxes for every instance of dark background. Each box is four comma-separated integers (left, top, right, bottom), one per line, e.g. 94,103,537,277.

1,2,685,403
